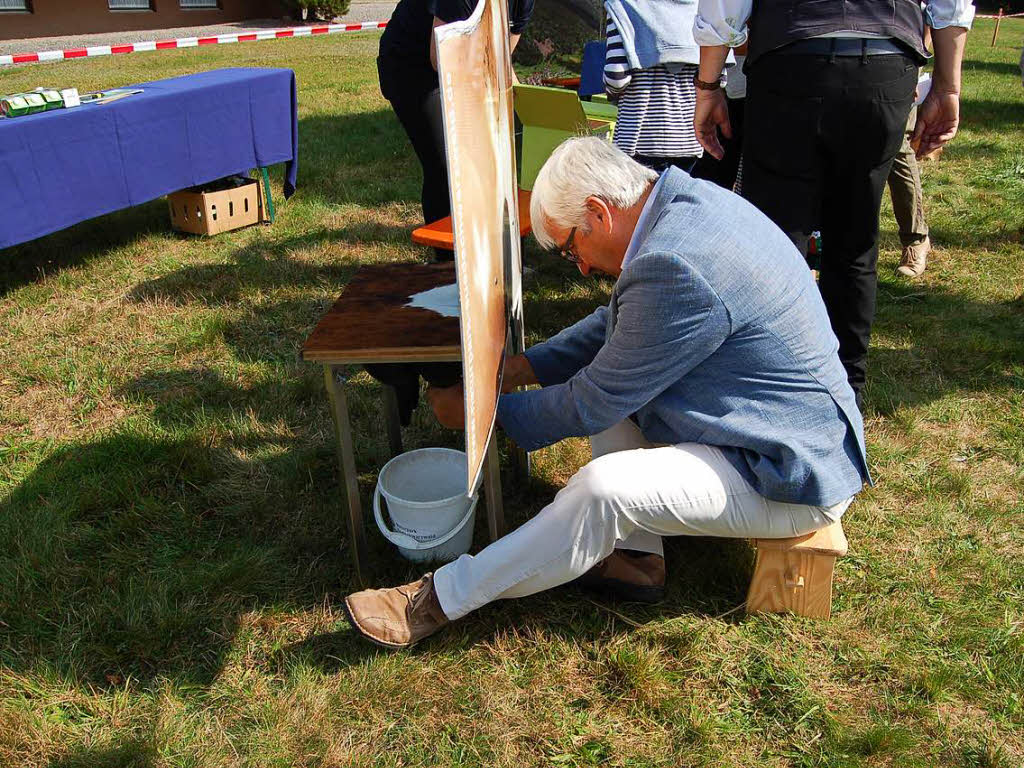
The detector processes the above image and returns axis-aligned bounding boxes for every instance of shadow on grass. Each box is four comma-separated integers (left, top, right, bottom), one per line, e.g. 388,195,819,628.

0,201,168,299
0,427,361,690
958,97,1024,132
0,361,408,689
46,739,156,768
297,110,421,209
867,277,1024,415
961,59,1024,79
0,107,415,299
126,225,419,308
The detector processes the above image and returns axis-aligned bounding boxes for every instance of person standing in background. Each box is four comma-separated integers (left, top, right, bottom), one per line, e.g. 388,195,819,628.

602,0,705,173
692,0,974,409
889,23,933,279
691,42,747,192
377,0,534,262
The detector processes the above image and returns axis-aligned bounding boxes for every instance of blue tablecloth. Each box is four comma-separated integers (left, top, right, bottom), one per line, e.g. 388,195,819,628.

0,67,298,250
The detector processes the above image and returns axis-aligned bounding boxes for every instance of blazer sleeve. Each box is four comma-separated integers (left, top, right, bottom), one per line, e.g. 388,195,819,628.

498,252,731,451
522,305,609,386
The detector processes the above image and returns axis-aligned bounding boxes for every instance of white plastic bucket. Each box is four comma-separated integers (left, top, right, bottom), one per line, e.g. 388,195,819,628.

373,447,478,563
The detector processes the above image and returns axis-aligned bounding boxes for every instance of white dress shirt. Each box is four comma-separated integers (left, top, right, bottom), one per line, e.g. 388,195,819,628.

693,0,976,48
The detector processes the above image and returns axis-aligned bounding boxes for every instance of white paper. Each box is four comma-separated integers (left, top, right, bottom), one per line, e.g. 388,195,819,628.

916,73,931,106
61,88,80,108
406,282,461,318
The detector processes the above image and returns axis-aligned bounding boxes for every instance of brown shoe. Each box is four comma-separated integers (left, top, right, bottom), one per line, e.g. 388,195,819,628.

576,550,666,603
344,573,449,649
896,236,930,278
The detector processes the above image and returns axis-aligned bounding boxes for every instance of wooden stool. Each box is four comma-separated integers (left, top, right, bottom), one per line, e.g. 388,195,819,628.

746,521,848,619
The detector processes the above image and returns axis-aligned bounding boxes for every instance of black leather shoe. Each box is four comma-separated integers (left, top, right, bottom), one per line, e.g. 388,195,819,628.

576,550,666,603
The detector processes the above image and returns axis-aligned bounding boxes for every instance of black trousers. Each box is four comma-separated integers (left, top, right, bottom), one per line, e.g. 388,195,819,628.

378,58,452,261
691,96,745,191
742,51,917,398
632,154,700,174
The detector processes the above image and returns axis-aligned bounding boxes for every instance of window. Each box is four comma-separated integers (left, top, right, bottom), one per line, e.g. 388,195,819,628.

180,0,219,7
108,0,152,9
0,0,30,11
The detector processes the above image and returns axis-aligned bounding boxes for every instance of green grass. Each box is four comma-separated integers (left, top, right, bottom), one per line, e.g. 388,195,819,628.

2,20,1023,767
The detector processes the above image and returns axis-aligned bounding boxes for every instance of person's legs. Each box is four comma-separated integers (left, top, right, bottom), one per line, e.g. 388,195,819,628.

818,55,917,395
740,55,825,258
589,420,664,557
382,78,452,261
433,441,847,620
888,133,929,248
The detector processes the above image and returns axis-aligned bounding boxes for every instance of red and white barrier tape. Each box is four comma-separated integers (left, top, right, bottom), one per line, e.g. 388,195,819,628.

0,20,388,66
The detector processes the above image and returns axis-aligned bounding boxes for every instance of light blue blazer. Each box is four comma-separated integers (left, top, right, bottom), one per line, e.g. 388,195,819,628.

497,168,870,507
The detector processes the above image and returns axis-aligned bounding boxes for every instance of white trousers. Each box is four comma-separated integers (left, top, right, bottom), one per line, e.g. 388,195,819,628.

434,420,852,620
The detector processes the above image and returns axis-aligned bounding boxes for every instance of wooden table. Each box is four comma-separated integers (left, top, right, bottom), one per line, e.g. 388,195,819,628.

301,262,506,586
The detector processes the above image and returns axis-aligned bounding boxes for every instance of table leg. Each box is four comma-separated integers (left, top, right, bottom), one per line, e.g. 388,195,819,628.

382,384,404,457
484,430,504,541
324,365,369,587
259,167,276,223
506,315,531,480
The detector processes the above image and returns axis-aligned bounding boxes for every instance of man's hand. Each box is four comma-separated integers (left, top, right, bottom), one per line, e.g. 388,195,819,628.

694,88,731,161
911,89,960,158
426,383,465,430
912,24,968,159
500,354,538,393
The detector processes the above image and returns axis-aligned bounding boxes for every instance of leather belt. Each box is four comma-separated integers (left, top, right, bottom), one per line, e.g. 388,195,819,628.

778,37,908,56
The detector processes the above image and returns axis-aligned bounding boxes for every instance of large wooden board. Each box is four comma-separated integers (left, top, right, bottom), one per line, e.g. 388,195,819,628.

435,0,523,495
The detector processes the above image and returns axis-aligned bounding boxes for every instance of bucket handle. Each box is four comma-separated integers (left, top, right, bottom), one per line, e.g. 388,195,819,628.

373,485,479,551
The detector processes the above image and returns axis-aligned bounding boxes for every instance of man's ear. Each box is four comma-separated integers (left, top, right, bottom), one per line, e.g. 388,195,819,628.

584,196,614,234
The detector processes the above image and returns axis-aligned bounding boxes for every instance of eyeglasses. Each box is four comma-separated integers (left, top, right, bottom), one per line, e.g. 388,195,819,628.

557,226,580,264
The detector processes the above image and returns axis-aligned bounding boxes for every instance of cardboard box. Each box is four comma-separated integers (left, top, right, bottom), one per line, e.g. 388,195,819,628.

167,177,268,236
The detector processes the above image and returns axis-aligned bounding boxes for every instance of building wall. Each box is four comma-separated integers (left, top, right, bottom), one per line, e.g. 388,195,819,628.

1,0,288,41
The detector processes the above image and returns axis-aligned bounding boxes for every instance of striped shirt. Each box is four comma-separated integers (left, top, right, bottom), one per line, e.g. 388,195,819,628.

603,18,703,159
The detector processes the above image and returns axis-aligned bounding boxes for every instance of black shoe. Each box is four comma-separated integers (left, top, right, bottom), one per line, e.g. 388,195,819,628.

576,550,666,603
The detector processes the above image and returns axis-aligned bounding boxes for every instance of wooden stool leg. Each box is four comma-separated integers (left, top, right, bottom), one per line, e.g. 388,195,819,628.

324,365,369,587
747,549,837,619
483,431,504,541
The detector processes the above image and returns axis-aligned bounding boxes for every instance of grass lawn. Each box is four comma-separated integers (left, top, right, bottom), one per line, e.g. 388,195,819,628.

1,19,1022,768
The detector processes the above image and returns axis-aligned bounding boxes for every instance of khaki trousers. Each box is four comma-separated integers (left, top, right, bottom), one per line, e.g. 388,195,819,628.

887,104,929,247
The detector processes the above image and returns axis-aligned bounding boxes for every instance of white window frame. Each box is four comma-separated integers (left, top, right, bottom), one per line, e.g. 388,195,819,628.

179,0,220,8
0,0,30,12
108,0,153,10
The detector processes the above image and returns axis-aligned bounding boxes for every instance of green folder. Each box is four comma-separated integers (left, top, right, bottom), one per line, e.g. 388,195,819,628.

513,85,616,191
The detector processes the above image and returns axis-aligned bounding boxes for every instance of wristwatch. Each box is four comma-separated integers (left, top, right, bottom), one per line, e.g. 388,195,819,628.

693,74,723,91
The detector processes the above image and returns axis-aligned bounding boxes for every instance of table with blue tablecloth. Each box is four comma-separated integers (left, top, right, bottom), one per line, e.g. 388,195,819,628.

0,67,298,251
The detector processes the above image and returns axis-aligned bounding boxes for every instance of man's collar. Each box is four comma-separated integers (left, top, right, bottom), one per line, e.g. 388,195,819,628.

621,171,670,269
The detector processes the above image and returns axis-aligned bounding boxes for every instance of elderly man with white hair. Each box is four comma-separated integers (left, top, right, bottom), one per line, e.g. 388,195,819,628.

343,137,870,649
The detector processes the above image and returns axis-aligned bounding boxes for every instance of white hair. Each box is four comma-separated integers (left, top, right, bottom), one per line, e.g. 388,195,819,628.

530,137,658,250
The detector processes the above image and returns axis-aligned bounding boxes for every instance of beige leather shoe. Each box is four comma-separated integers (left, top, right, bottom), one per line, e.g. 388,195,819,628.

896,236,930,278
344,573,449,649
577,550,666,603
